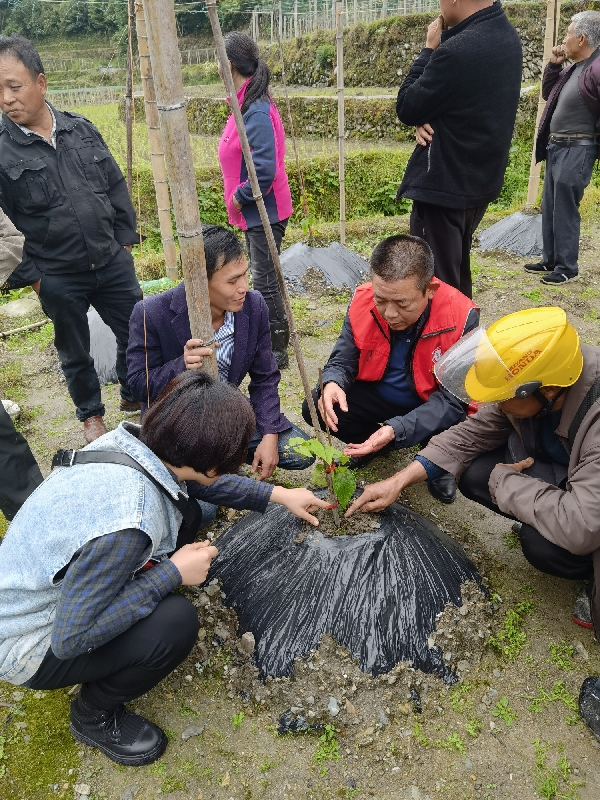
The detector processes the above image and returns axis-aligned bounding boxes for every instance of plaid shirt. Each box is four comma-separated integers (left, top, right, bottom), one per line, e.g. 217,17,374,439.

215,311,235,381
51,474,272,659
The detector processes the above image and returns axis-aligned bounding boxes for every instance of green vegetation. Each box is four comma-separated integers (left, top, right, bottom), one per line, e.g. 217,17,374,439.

231,711,245,728
465,718,482,738
290,437,356,512
436,732,466,754
492,696,518,727
412,720,429,747
548,643,576,671
533,740,584,800
528,681,578,714
488,599,534,660
6,323,54,354
0,361,27,404
313,724,341,766
502,529,522,550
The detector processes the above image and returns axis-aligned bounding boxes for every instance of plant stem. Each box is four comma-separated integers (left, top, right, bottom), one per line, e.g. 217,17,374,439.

319,367,341,527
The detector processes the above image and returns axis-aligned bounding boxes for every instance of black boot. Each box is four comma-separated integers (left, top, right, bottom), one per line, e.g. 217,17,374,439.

270,320,290,370
427,472,457,504
70,694,167,766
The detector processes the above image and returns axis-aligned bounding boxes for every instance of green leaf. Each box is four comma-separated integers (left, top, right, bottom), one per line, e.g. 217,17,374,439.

310,440,328,461
311,462,328,488
332,467,356,512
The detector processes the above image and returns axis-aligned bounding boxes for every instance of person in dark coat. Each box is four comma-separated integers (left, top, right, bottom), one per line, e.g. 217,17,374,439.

525,10,600,285
396,0,522,298
0,35,142,444
127,225,313,487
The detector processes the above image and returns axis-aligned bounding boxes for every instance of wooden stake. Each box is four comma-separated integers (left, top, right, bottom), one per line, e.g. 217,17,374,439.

526,0,560,208
142,0,218,376
134,2,178,280
206,0,333,470
336,2,346,244
125,0,135,194
319,367,341,527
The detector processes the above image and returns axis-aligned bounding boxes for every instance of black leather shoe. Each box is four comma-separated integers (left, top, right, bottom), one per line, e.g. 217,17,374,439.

579,677,600,740
523,261,553,273
427,472,457,504
70,695,167,766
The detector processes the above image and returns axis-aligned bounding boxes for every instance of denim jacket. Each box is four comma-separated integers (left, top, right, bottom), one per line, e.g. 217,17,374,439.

0,422,183,685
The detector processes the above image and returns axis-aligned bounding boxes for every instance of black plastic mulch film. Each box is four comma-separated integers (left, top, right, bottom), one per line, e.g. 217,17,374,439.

209,501,484,685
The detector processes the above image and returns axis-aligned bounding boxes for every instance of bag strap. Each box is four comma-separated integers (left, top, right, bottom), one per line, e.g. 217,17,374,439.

567,376,600,449
51,448,199,527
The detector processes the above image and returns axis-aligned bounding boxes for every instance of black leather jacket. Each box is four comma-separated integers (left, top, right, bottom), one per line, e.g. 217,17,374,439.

0,105,138,288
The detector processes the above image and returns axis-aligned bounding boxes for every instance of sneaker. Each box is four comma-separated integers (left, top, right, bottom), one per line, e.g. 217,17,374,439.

572,581,594,629
70,695,167,766
540,271,578,285
524,261,553,274
578,676,600,740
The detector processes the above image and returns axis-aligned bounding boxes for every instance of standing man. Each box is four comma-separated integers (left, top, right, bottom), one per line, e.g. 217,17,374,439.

525,11,600,285
396,0,522,298
0,36,142,443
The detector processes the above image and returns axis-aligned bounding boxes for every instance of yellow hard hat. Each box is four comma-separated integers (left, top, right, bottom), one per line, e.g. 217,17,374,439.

434,307,583,404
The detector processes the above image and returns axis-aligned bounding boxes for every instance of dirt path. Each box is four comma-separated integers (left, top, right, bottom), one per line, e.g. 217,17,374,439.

1,220,600,800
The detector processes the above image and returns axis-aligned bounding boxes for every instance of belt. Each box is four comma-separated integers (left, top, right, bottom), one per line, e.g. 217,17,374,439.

549,134,598,147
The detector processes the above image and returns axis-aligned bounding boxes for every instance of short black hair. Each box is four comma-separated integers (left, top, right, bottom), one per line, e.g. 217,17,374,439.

0,35,44,79
140,371,256,475
203,224,244,280
370,235,434,292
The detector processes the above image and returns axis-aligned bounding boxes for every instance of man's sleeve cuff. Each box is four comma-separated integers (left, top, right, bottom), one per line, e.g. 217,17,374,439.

414,455,445,482
385,416,406,446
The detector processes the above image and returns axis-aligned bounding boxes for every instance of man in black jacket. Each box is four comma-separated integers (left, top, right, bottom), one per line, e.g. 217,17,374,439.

396,0,522,298
0,36,142,443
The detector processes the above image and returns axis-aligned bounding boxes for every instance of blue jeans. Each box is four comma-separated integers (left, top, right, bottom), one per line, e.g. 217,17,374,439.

197,424,314,530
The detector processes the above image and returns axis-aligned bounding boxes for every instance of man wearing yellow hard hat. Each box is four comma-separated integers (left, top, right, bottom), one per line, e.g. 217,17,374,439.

347,306,600,739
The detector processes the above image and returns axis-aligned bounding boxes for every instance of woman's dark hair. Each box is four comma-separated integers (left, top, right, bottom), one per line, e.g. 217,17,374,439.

202,224,244,280
224,32,270,114
0,35,44,79
140,371,256,475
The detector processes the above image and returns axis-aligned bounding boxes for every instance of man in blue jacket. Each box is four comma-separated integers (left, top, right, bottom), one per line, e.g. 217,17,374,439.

396,0,522,297
0,36,142,444
127,225,313,489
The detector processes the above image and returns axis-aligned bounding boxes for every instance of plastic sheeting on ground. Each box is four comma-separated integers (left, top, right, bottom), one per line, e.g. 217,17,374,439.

478,211,543,258
280,241,368,293
209,501,484,684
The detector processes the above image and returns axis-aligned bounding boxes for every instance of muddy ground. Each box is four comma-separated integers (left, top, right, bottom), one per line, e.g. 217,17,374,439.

1,217,600,800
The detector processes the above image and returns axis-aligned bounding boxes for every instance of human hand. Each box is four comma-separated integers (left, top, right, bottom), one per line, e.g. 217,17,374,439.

343,425,395,458
30,279,41,294
184,338,215,370
123,245,132,252
232,195,242,211
169,540,218,585
251,433,279,480
345,475,404,516
416,123,434,147
426,15,444,50
318,382,348,432
270,486,330,526
497,457,534,473
550,44,567,64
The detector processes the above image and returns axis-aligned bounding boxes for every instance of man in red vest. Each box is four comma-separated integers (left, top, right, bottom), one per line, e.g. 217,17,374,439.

302,235,478,503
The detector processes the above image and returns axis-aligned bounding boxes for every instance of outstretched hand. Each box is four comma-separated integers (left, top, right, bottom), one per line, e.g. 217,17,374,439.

318,382,348,433
270,486,330,526
343,425,395,458
345,476,403,517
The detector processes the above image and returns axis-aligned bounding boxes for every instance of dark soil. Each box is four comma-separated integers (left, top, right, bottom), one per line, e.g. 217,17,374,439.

295,506,382,542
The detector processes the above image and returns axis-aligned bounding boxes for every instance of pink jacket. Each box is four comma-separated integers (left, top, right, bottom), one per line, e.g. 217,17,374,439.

218,80,293,231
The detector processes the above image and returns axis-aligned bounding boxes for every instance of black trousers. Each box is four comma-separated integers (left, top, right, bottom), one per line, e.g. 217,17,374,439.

0,402,43,521
302,381,412,445
38,247,142,422
459,446,594,581
410,200,487,299
25,594,199,712
244,219,288,327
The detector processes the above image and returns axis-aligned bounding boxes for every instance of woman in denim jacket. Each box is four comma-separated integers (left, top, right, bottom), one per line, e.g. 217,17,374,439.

0,372,326,765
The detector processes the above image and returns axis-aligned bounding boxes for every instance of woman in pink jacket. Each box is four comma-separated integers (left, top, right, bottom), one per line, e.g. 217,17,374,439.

218,32,293,368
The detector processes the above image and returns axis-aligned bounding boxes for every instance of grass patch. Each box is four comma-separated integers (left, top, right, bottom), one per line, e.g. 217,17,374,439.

6,323,54,353
533,740,584,800
0,361,27,404
528,681,578,714
492,696,518,727
503,529,522,549
488,599,534,660
313,724,340,766
231,711,245,729
0,688,79,800
548,643,576,671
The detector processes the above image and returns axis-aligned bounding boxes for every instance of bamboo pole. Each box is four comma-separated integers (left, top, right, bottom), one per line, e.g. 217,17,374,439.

336,2,346,244
135,2,178,281
125,0,134,194
206,0,340,520
142,0,218,377
525,0,560,208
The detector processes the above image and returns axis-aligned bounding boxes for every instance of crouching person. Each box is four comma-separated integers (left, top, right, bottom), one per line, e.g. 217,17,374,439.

302,234,478,503
0,372,328,765
127,224,313,489
346,307,600,741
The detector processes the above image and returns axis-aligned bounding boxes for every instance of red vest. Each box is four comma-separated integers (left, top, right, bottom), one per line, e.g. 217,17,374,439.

348,280,478,402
